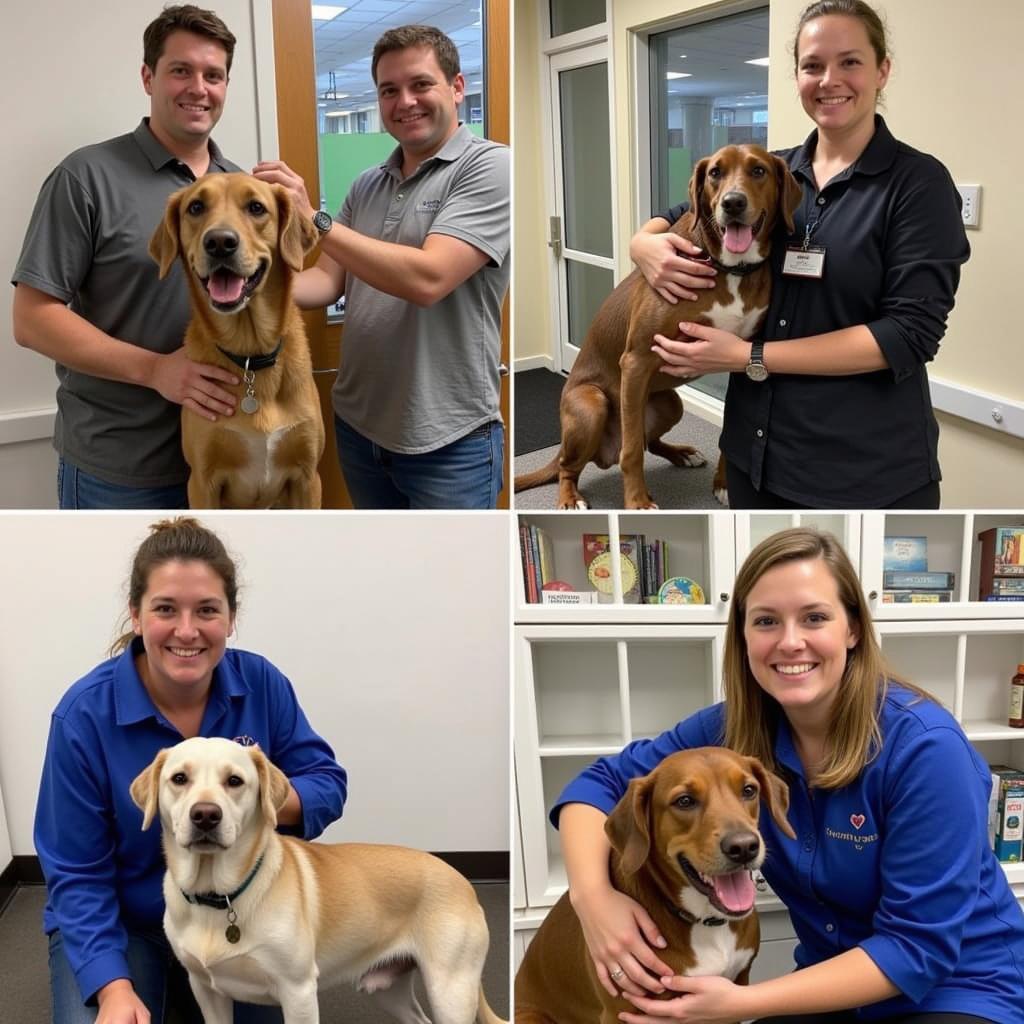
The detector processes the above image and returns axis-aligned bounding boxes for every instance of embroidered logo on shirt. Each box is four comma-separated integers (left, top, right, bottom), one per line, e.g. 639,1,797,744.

826,812,878,851
416,198,442,212
233,735,258,747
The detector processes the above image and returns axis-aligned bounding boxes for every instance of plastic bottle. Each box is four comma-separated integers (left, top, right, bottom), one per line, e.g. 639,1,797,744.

1010,664,1024,728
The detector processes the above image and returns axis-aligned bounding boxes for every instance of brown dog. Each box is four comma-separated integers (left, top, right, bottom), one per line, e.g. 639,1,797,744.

150,173,325,508
514,145,801,509
514,748,796,1024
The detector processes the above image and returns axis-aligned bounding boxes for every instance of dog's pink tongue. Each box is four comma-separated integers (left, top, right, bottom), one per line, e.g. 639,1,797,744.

209,269,245,304
713,871,755,913
724,223,754,254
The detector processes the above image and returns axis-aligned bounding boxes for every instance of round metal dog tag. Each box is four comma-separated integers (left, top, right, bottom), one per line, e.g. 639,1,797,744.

226,924,241,944
240,395,260,415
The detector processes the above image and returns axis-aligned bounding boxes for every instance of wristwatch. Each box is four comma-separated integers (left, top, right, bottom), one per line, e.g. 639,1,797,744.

745,341,769,382
311,210,333,235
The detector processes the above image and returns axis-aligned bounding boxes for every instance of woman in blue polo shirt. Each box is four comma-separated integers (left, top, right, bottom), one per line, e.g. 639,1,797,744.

631,0,970,509
554,527,1024,1023
35,517,348,1024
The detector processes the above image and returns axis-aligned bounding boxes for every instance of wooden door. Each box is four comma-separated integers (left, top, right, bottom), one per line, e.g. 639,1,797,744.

270,0,511,508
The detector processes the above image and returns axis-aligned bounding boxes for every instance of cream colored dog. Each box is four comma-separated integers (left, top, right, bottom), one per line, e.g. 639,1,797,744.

130,737,505,1024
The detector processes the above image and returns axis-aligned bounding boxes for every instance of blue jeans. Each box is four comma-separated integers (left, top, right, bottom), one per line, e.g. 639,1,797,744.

48,929,283,1023
58,459,188,510
334,416,504,509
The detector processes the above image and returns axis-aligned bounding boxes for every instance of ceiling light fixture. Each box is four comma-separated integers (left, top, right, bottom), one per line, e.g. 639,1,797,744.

312,5,347,21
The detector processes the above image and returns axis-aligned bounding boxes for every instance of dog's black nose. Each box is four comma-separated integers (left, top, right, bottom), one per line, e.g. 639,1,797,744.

721,830,760,865
190,802,223,832
203,229,239,258
721,191,748,218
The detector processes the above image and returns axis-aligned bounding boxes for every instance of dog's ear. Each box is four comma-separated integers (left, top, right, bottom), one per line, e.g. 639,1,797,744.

772,155,802,236
130,749,169,831
747,757,797,839
149,189,185,279
605,775,655,877
688,156,711,220
273,185,320,273
249,747,291,826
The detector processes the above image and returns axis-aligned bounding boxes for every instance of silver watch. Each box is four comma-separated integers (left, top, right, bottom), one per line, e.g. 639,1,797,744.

745,341,769,382
311,210,333,235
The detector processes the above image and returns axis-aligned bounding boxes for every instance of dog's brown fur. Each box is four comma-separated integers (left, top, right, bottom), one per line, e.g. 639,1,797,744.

514,748,796,1024
150,173,325,509
514,145,801,509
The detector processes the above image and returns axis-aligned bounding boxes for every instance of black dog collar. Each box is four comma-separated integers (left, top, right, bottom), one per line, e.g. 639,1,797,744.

664,899,727,927
181,855,264,910
692,253,765,277
216,340,284,371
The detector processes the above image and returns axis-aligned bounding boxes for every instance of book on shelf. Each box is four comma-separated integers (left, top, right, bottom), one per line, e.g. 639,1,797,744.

978,527,1024,599
883,536,928,572
582,534,668,604
882,590,953,603
882,570,955,590
519,523,557,604
978,527,1024,578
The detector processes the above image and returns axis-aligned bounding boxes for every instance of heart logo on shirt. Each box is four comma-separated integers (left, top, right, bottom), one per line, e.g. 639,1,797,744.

850,814,866,830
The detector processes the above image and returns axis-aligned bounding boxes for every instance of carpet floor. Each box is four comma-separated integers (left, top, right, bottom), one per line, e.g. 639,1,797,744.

513,368,567,456
513,411,724,510
0,882,509,1024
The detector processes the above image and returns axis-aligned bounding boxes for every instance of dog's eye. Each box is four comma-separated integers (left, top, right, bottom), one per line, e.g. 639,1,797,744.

226,775,244,788
742,784,758,799
171,772,188,785
750,166,767,178
674,795,697,810
186,200,204,216
247,200,267,216
707,167,722,180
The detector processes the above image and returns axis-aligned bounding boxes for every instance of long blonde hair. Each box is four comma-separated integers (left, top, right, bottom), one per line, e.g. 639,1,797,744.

723,528,926,789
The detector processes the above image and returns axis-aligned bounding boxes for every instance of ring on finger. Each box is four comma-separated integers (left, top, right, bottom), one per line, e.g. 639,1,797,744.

610,968,625,980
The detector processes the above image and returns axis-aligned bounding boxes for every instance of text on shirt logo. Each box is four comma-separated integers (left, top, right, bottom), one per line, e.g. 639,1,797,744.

416,198,442,212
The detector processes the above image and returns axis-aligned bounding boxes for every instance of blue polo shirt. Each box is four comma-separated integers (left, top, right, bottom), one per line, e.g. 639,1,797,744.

34,641,347,1004
552,685,1024,1022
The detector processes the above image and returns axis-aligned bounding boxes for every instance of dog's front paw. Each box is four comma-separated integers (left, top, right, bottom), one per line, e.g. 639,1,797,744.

683,448,707,468
714,486,729,507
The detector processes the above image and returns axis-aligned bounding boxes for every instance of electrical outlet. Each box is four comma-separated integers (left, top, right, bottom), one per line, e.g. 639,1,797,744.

956,184,981,228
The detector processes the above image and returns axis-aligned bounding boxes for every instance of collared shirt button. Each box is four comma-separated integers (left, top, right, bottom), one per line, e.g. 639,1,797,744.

826,923,835,933
756,429,764,438
779,319,787,326
816,196,826,206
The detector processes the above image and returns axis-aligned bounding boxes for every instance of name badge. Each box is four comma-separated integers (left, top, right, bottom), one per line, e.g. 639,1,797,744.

783,246,826,279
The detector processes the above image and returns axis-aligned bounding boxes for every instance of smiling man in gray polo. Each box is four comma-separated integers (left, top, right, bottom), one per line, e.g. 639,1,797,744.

255,24,510,509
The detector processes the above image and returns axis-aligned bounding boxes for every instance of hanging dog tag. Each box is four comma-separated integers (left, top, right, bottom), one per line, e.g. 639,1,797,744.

225,905,240,943
240,362,259,414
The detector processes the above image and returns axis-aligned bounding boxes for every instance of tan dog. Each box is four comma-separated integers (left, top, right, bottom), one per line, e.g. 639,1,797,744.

130,737,505,1024
150,173,325,508
514,145,801,509
514,747,796,1024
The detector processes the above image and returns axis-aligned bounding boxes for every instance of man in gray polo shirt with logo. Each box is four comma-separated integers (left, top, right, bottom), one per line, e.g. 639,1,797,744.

11,5,241,509
256,24,510,509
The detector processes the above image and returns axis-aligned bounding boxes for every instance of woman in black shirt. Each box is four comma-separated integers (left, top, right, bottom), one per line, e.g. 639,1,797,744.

633,0,969,509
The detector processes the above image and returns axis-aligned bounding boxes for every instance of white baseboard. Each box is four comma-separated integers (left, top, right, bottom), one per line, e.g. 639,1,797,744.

514,355,557,374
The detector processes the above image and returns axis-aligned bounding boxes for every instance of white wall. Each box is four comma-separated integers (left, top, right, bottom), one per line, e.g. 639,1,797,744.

0,0,276,507
0,780,11,875
0,512,510,856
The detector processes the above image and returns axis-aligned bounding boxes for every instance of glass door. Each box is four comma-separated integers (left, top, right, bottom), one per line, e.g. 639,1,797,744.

549,44,614,374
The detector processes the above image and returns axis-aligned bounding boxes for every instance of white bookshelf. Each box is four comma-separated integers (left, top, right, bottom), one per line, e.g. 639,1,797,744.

514,511,1024,978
